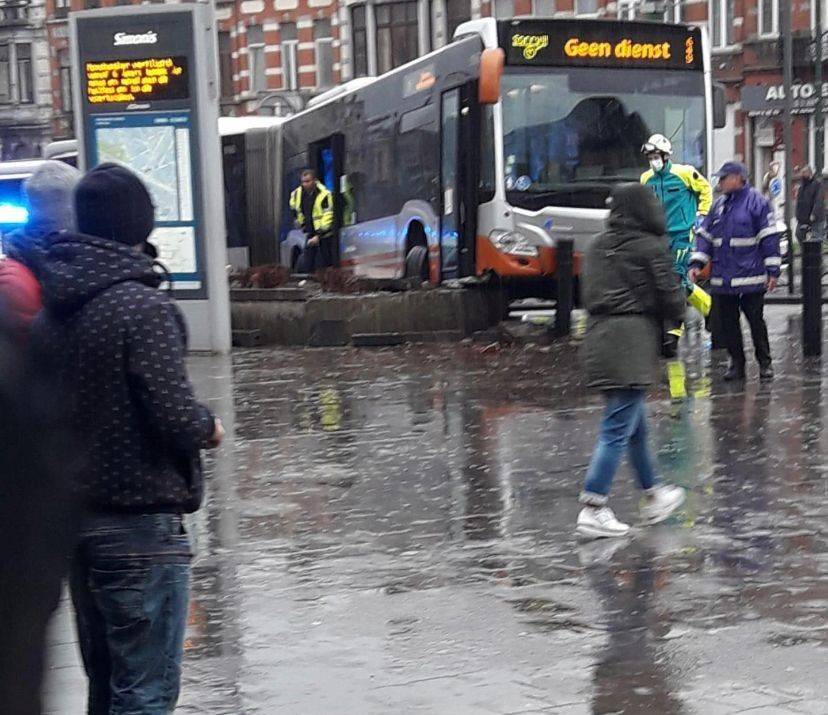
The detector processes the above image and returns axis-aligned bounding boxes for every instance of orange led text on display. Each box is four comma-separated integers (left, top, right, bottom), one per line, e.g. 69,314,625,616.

563,37,673,62
85,57,185,104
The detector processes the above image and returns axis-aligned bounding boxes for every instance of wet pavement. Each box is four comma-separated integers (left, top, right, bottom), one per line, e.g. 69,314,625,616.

45,306,827,714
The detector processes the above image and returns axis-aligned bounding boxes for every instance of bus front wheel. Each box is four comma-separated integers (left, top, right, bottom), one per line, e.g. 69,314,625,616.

404,245,429,283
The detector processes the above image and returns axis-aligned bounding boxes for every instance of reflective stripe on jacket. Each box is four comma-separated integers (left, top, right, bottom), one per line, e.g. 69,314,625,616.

289,182,334,235
641,161,713,236
690,186,781,294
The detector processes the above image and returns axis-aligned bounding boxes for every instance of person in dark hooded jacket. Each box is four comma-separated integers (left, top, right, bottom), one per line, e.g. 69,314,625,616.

577,183,688,539
33,163,224,713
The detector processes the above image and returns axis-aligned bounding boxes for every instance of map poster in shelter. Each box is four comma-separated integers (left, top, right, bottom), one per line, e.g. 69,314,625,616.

90,110,201,290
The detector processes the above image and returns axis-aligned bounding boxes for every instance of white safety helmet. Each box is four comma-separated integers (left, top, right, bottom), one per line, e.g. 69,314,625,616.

641,134,673,157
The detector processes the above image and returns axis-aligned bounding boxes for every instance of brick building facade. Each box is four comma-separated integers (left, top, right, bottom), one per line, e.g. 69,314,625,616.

34,0,828,188
0,0,52,158
44,0,342,138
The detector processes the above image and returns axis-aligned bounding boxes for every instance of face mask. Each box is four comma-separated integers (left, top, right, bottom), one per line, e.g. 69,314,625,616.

649,157,664,172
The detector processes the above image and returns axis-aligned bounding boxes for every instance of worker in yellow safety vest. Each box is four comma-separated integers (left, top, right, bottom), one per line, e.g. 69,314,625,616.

289,169,335,278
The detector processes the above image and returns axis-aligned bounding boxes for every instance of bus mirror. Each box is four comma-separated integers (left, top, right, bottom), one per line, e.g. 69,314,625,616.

479,48,505,105
713,82,727,129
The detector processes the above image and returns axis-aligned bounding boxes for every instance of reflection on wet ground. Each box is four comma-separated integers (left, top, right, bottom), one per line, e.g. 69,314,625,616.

46,307,828,714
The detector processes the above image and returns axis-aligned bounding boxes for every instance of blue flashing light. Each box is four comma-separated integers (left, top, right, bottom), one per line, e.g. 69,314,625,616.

0,203,29,225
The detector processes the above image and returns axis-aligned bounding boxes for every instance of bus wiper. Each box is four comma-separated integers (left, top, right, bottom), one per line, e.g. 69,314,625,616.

570,175,638,183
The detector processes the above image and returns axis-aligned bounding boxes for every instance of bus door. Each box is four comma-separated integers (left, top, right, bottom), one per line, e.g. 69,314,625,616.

310,134,345,266
440,85,479,280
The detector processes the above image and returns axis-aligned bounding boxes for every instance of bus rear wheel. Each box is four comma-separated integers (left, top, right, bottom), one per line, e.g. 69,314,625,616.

405,245,429,282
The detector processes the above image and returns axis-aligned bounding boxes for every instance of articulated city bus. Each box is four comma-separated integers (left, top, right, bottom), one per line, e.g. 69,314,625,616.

273,17,724,294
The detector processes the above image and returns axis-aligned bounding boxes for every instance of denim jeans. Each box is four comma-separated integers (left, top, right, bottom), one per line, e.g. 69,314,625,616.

582,389,658,504
69,513,192,715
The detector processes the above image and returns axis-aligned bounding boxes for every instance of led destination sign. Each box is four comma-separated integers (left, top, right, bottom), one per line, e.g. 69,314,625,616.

85,56,188,105
503,21,703,71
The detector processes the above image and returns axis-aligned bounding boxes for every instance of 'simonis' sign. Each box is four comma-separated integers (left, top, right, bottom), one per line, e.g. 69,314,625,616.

113,31,158,46
742,82,828,116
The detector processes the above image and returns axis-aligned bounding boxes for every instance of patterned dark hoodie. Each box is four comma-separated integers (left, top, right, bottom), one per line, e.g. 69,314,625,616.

33,166,215,514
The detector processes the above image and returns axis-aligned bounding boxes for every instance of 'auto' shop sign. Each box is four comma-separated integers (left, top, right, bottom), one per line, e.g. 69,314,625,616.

742,82,828,116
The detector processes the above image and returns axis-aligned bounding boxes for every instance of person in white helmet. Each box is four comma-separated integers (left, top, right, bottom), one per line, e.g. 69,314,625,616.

641,134,713,398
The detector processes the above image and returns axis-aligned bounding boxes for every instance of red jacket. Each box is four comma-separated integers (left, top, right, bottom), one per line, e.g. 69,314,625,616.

0,257,42,331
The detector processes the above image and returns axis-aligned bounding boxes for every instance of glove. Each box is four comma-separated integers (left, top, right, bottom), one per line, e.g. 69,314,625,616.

693,214,705,231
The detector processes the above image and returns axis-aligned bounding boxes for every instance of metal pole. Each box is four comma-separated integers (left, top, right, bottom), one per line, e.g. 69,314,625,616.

782,0,795,293
804,0,824,357
802,239,823,355
817,0,824,178
555,239,574,338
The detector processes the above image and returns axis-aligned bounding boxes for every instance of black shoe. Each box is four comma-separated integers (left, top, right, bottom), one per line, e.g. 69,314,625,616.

724,365,746,381
759,364,774,380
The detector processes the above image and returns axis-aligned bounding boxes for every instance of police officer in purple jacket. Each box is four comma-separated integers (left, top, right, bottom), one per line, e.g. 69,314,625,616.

688,162,781,381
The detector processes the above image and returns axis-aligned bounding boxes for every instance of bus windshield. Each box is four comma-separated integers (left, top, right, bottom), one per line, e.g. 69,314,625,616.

502,66,706,210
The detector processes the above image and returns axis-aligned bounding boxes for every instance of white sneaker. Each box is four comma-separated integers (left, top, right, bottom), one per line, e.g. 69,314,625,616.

576,506,630,539
641,485,686,525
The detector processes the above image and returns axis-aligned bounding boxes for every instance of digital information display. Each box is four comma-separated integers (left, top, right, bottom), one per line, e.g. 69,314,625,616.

85,56,189,105
502,20,703,71
73,5,234,353
91,110,201,289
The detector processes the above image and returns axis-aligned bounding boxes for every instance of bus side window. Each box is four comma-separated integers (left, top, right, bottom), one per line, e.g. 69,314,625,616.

341,174,356,226
399,105,437,209
479,104,496,202
280,166,301,242
319,146,335,193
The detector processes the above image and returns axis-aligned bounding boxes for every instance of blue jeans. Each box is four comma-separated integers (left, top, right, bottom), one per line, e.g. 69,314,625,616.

69,513,192,715
582,389,658,504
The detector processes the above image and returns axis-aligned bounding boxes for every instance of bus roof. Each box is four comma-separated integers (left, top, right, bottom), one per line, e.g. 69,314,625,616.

288,36,482,120
307,78,376,108
453,18,498,49
218,116,285,136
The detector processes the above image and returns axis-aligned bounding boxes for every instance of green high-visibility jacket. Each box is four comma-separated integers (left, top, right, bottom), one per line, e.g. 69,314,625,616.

641,161,712,239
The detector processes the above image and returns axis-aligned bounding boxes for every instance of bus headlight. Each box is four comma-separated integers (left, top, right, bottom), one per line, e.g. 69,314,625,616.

488,229,538,257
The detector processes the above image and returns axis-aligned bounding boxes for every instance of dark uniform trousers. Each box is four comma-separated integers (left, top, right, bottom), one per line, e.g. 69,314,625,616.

717,292,772,369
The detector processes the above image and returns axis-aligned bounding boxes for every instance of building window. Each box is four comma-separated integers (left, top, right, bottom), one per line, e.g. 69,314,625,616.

0,45,9,103
247,25,266,94
758,0,778,37
534,0,555,15
55,0,70,19
575,0,599,16
710,0,735,48
59,48,72,113
493,0,514,19
280,22,298,91
16,44,32,104
314,20,334,89
351,6,368,78
446,0,471,38
617,0,680,22
664,0,681,23
218,31,234,98
617,0,635,20
1,2,27,21
376,1,418,74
